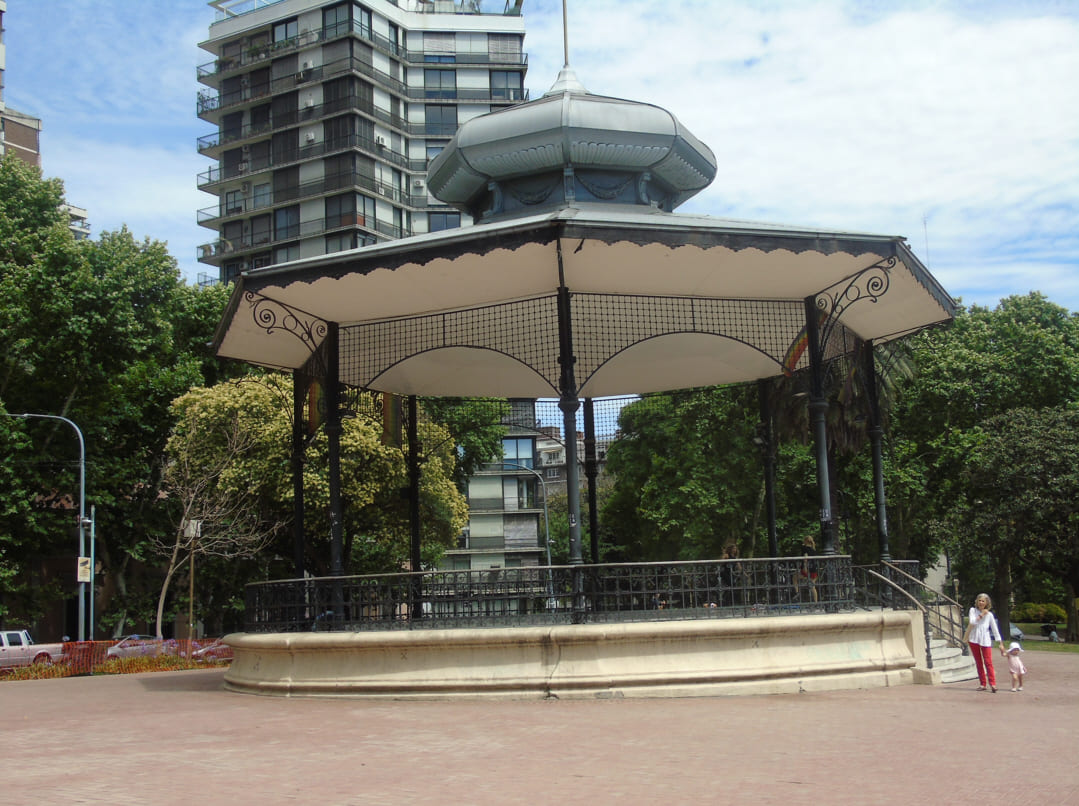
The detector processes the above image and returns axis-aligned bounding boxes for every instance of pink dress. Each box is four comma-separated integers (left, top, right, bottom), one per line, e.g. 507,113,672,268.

1007,653,1027,675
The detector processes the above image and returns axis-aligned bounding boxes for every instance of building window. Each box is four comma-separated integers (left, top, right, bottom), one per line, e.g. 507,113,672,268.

490,70,523,101
325,193,355,228
274,243,300,264
273,18,298,44
424,105,457,136
251,252,273,269
489,33,522,62
253,182,272,209
424,32,455,63
224,190,243,216
428,212,460,232
274,206,300,240
325,233,355,253
251,214,272,246
424,69,456,100
426,142,447,163
502,437,534,469
322,4,349,38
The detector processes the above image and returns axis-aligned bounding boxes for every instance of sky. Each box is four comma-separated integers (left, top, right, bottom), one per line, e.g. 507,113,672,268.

4,0,1078,312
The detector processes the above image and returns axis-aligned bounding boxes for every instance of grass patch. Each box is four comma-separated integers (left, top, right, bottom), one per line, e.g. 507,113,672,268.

1021,641,1078,654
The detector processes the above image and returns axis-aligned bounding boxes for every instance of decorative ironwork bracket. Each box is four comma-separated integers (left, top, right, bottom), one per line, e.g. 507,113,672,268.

245,290,328,355
814,256,895,353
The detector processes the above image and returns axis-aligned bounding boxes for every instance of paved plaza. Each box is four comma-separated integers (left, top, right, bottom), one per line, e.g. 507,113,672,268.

3,649,1076,805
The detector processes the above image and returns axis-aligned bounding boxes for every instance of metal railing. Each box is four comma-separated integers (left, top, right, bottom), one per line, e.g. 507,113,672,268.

881,560,968,654
851,565,934,669
243,556,857,632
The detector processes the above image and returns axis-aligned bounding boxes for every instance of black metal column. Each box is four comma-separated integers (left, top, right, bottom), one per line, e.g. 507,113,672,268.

291,370,306,578
555,241,583,566
325,323,344,576
583,397,599,564
757,380,779,558
408,394,423,617
861,340,892,561
804,298,837,555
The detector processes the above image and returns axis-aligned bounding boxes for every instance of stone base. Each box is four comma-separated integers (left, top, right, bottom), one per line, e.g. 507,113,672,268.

223,610,931,700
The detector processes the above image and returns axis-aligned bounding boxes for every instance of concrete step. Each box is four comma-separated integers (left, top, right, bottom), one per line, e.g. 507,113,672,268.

929,638,978,682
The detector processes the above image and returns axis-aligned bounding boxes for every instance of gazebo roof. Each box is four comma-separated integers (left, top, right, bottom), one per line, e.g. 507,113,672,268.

214,203,955,398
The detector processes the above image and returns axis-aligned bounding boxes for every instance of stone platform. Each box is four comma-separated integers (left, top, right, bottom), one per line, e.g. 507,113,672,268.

223,609,935,699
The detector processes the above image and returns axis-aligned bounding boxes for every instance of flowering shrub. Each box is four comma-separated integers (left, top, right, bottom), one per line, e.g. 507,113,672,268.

0,639,231,682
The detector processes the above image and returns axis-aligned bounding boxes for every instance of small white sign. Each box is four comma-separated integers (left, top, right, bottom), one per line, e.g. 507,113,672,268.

77,556,92,583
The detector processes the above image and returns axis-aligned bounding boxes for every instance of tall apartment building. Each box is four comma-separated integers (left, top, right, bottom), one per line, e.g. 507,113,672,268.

445,400,547,571
195,0,527,284
0,2,44,170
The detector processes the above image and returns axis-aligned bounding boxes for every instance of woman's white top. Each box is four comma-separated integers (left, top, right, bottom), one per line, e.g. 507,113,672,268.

968,607,1002,647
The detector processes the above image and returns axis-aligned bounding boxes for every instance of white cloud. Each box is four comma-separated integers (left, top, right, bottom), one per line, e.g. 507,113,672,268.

525,1,1079,311
5,0,1078,307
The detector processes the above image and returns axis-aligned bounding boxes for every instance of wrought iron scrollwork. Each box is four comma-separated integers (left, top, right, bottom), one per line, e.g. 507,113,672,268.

814,256,895,351
246,291,328,353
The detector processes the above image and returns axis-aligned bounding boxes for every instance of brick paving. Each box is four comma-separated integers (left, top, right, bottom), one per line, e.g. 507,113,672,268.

2,649,1076,805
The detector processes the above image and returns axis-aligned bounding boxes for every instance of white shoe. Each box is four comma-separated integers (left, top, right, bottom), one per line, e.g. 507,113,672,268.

1018,686,1023,691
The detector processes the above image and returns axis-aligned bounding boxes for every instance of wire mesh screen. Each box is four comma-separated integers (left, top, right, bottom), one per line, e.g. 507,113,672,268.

336,292,862,393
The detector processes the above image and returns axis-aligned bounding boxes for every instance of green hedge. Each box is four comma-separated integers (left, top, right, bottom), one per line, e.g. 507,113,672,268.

1010,602,1067,623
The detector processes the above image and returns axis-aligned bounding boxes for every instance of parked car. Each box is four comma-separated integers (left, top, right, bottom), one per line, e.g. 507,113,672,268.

0,629,65,667
190,639,233,662
1009,623,1024,642
106,635,168,659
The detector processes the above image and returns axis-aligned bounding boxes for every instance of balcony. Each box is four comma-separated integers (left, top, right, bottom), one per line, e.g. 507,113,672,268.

197,213,409,265
199,53,527,122
197,172,427,227
196,95,412,158
197,132,427,191
198,19,415,88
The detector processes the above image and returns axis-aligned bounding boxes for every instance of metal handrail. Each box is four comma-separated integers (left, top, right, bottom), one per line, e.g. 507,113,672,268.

857,566,934,670
882,560,968,654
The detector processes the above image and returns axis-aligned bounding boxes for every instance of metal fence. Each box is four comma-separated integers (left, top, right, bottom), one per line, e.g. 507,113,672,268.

244,556,864,632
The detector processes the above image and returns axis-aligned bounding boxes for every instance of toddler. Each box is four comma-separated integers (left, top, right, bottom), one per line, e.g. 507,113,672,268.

1004,641,1026,691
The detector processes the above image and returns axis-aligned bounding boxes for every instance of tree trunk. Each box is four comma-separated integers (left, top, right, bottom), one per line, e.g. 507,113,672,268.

154,538,186,639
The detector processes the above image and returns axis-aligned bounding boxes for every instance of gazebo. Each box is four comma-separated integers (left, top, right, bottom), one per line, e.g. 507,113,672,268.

212,65,958,698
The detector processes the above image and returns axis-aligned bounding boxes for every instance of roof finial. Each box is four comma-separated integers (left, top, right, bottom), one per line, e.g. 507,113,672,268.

545,0,587,95
562,0,570,68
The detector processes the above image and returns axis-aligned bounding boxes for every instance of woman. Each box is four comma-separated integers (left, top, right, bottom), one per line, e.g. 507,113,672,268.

967,593,1005,692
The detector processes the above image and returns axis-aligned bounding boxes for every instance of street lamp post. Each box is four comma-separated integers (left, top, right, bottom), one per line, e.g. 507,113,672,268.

4,413,89,641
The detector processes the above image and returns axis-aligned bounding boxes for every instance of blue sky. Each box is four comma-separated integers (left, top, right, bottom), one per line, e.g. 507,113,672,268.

4,0,1078,312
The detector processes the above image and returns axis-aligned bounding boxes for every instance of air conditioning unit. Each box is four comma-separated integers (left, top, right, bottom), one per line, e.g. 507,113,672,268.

302,60,314,71
241,181,251,193
412,179,425,189
305,98,315,108
305,132,316,143
375,136,387,147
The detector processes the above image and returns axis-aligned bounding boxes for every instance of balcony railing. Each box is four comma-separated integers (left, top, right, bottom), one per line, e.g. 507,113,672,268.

197,213,409,263
242,556,866,632
198,53,526,119
197,132,427,189
198,16,526,85
197,96,414,156
197,173,427,226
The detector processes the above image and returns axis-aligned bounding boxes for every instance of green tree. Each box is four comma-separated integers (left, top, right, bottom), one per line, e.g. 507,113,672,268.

168,378,470,588
962,408,1079,641
0,155,233,635
890,293,1079,608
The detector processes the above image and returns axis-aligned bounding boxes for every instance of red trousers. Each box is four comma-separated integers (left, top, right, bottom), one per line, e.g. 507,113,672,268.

970,643,997,688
